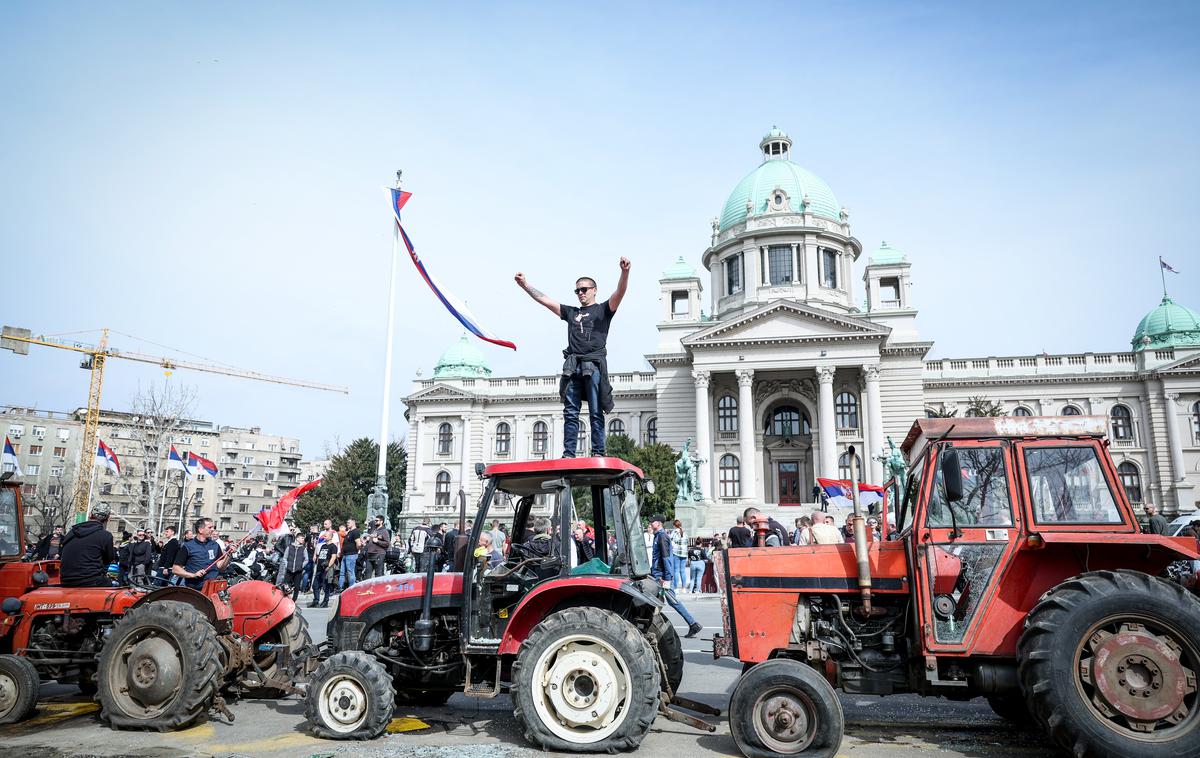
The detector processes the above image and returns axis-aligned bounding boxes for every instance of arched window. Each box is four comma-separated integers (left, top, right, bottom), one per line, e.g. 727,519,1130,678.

578,424,589,455
608,418,625,437
838,451,862,481
1110,405,1133,440
532,421,549,454
495,422,511,456
645,417,657,445
717,394,738,432
1061,405,1081,416
435,471,451,506
768,406,811,436
1193,401,1200,441
835,392,858,429
1011,406,1032,417
437,423,453,455
719,454,740,498
1117,461,1142,504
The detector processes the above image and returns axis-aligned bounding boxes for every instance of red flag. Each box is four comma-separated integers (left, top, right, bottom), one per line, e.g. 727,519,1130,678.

254,478,321,536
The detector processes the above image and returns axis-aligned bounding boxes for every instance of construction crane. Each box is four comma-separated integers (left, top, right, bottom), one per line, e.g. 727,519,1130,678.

1,325,348,519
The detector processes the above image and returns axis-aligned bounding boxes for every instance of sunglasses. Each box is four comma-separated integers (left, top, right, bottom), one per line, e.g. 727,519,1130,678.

574,286,594,295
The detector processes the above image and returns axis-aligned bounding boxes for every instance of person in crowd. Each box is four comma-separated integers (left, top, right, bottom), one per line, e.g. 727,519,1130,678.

59,503,116,587
572,525,595,563
810,515,844,545
156,526,180,584
312,530,338,607
440,522,461,571
686,541,706,593
172,518,231,590
1144,503,1169,535
669,519,687,590
476,532,503,569
36,525,65,560
793,516,813,546
362,514,390,579
340,518,361,589
649,515,703,637
728,516,753,548
488,519,506,556
524,517,554,559
409,518,432,572
116,530,133,585
744,507,791,547
279,527,307,601
129,529,154,582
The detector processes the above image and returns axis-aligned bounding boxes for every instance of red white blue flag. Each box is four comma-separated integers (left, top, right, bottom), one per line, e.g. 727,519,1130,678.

817,478,884,510
167,445,188,476
2,437,21,476
96,439,121,474
390,188,517,350
186,451,218,478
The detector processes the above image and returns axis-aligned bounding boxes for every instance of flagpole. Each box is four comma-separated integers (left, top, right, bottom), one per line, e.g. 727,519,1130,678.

369,171,404,528
1160,257,1167,298
178,464,187,535
85,457,98,515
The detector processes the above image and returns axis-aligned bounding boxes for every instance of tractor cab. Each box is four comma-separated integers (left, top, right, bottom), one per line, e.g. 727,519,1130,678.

0,479,23,562
462,457,654,646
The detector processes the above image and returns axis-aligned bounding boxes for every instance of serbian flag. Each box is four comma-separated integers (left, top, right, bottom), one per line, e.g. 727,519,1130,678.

253,478,321,537
167,445,189,476
858,482,886,511
390,188,517,350
2,437,21,476
96,439,121,474
186,452,218,478
817,478,852,508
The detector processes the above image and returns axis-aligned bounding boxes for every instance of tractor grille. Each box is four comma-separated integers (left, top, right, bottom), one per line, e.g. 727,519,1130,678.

328,619,364,652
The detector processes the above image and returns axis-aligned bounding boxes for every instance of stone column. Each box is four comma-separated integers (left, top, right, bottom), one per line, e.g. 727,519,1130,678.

817,366,837,479
408,416,423,494
630,412,642,447
459,414,472,495
1162,390,1186,484
858,373,872,483
790,243,799,284
736,369,757,501
514,415,526,459
864,365,884,483
693,370,713,498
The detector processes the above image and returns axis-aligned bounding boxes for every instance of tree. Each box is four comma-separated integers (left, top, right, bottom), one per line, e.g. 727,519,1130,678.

965,396,1005,418
606,435,678,522
110,382,198,530
22,462,76,537
293,438,406,528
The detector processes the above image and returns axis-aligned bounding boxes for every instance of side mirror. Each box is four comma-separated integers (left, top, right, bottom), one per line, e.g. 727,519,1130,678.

940,446,964,503
644,479,656,495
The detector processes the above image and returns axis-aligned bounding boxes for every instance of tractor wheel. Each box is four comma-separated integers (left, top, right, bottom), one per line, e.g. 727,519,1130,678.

729,658,843,758
306,651,395,740
651,612,684,695
985,694,1032,726
1017,569,1200,758
97,600,221,731
0,654,39,725
247,613,311,696
511,607,659,752
394,688,453,707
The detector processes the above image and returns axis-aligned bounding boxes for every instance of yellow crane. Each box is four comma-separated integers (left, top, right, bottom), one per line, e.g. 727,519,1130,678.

1,325,348,519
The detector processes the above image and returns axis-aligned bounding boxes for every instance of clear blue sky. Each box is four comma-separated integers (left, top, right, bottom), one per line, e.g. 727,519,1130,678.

2,2,1198,457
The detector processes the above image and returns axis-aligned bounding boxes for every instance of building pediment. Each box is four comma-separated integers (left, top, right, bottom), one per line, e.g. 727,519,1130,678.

682,300,888,349
405,383,478,403
1157,351,1200,375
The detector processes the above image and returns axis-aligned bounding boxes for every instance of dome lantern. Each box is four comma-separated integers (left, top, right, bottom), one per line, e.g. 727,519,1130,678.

759,125,792,161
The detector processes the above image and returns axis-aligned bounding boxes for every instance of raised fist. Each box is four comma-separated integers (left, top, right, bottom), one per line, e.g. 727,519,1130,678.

618,257,631,272
514,272,526,288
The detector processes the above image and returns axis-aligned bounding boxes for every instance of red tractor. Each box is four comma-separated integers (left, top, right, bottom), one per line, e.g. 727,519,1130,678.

0,476,312,730
306,457,714,751
714,416,1200,758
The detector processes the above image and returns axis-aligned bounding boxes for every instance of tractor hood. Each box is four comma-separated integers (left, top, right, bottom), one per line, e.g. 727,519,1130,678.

335,572,464,619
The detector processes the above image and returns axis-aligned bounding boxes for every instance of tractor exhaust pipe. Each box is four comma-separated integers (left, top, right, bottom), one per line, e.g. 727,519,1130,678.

412,531,442,653
847,446,881,617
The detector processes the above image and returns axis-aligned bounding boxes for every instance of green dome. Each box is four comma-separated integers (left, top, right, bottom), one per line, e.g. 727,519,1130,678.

662,256,698,280
868,241,906,266
1132,296,1200,352
433,335,493,379
719,131,841,230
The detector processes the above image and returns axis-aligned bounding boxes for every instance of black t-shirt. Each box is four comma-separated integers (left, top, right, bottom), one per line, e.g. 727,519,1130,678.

728,525,753,548
560,301,614,355
341,529,361,557
317,541,338,565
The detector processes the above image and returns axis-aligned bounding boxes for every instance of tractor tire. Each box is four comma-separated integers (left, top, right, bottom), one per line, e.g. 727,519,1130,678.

651,612,684,695
97,600,221,731
306,651,395,740
1017,569,1200,758
247,613,311,697
0,654,39,725
730,658,843,758
511,607,659,752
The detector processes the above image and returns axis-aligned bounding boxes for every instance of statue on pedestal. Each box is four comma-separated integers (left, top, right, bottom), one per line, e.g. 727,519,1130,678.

675,438,704,502
878,437,907,511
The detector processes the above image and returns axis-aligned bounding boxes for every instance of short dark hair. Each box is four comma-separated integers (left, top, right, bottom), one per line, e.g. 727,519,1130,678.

575,276,597,289
194,517,213,533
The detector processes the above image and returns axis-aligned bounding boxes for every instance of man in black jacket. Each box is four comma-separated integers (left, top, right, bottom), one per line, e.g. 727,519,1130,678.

60,503,116,587
128,529,154,582
156,526,180,584
743,507,791,547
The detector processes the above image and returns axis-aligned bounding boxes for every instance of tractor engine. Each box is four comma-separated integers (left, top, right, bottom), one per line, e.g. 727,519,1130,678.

26,613,108,683
803,594,911,696
368,610,464,689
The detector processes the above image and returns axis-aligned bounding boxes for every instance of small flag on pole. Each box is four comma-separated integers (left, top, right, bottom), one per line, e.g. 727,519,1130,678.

186,452,219,478
2,437,22,476
1160,257,1180,274
167,445,189,476
96,439,121,474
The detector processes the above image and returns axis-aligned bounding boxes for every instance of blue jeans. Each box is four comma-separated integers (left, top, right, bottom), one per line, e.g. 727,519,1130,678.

671,555,686,588
688,562,704,593
563,369,604,457
312,565,329,605
340,554,358,589
301,562,313,592
662,586,696,626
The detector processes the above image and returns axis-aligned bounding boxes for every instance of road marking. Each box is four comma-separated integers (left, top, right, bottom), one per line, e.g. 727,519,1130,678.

387,716,431,733
19,702,99,727
202,732,324,753
174,722,216,741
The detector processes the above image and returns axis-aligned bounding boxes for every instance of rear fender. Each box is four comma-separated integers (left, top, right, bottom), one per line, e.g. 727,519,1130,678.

226,579,297,642
497,577,660,655
129,586,219,627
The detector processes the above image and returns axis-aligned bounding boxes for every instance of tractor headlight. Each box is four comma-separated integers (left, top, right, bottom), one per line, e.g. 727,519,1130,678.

328,592,340,617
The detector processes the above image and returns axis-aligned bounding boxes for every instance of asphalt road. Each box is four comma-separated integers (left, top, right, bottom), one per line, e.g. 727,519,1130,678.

0,592,1061,758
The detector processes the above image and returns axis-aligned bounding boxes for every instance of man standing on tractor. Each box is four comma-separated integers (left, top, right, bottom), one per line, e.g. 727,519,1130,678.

172,517,231,589
514,258,630,458
649,514,703,638
59,502,116,587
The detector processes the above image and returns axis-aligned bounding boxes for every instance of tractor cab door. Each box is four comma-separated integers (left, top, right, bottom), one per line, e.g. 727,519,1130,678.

912,441,1023,654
